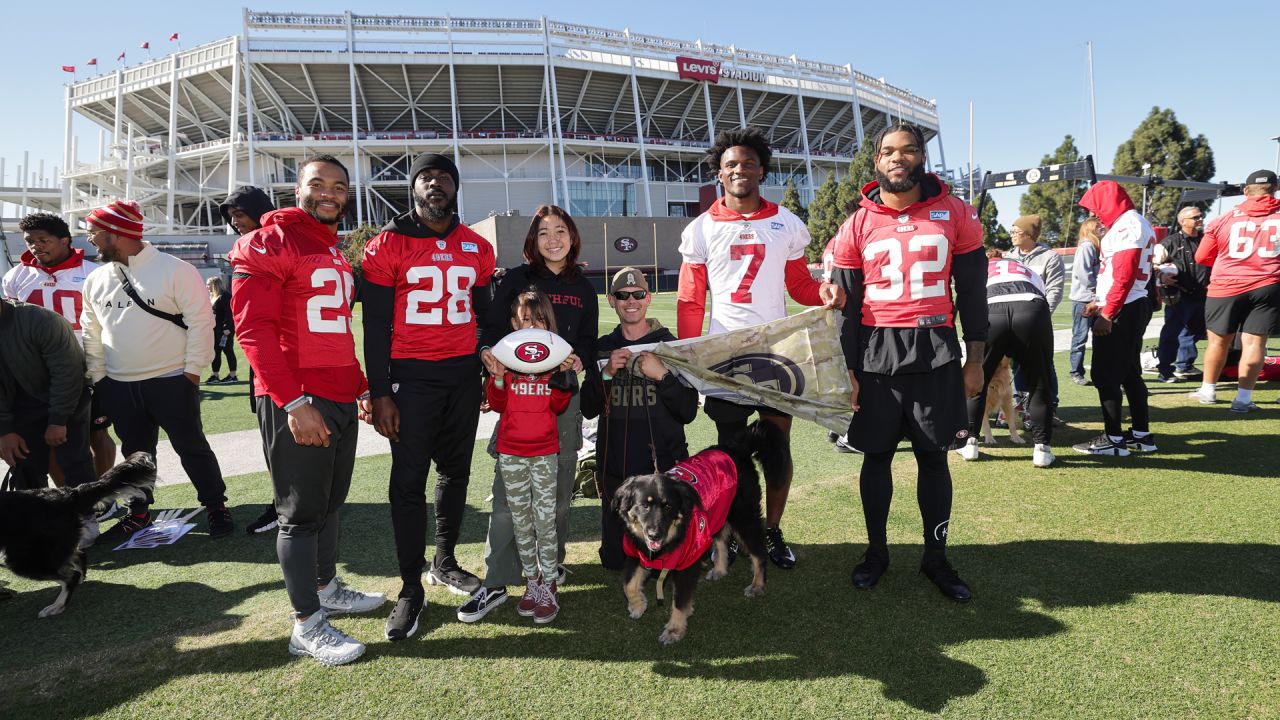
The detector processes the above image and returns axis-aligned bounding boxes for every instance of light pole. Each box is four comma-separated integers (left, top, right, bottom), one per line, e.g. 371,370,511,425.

1271,135,1280,173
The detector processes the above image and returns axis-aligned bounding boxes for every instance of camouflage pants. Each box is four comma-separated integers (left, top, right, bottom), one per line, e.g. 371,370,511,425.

498,453,559,582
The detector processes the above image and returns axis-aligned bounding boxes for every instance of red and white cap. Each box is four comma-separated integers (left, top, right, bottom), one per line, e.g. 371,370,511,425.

87,199,145,240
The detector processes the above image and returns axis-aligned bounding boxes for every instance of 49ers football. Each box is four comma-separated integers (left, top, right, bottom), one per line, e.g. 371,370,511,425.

492,328,573,374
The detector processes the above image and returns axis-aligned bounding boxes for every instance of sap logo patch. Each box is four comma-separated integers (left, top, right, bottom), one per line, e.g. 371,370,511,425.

770,221,784,230
72,276,85,282
461,242,479,253
929,210,951,221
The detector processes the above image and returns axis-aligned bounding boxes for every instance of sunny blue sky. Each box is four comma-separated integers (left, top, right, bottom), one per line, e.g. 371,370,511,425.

3,0,1277,229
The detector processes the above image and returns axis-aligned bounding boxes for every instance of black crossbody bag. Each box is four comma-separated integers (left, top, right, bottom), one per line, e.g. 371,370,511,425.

115,266,187,329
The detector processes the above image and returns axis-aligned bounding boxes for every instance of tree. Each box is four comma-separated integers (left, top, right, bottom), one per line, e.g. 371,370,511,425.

976,192,1010,250
1018,134,1090,247
781,178,808,224
341,222,379,295
1112,107,1215,226
804,140,877,261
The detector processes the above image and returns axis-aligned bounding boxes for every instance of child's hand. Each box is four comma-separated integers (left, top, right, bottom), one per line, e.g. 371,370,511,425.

558,356,575,372
481,348,507,377
568,353,583,373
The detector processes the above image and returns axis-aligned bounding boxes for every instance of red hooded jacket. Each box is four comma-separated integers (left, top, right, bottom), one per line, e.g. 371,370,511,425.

1079,182,1154,317
621,448,738,571
1196,194,1280,297
487,370,572,457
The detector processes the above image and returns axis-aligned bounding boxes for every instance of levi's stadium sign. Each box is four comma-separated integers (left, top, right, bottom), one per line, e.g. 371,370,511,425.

677,56,721,82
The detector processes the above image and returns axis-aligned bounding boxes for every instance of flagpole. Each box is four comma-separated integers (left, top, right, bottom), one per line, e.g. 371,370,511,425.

1087,40,1098,161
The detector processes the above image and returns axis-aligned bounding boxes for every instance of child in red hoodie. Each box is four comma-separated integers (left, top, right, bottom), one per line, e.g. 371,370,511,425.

486,288,577,623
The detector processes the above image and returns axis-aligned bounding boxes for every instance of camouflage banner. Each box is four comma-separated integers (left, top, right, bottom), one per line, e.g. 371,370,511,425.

619,307,854,434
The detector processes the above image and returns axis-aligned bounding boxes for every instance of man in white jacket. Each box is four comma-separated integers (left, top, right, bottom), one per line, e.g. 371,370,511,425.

80,199,232,538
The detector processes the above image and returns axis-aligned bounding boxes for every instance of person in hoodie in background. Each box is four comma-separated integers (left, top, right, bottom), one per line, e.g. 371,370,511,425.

1067,218,1103,385
1190,170,1280,412
1073,181,1157,457
219,185,280,535
580,267,698,570
1004,215,1065,420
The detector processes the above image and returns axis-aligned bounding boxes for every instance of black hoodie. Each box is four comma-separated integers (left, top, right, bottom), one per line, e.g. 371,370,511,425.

480,264,599,365
580,319,698,478
219,186,276,228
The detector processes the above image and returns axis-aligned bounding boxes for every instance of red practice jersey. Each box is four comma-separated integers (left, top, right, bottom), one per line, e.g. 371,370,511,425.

362,223,495,361
229,208,367,408
831,180,983,328
1197,194,1280,298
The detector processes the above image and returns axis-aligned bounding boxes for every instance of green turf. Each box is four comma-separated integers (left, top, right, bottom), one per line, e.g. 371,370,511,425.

3,354,1279,718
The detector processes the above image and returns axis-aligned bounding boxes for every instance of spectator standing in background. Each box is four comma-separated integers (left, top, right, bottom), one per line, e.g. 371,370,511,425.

1067,218,1102,385
205,276,237,385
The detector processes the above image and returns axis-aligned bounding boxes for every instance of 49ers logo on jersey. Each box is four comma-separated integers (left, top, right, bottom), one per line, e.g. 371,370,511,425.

516,342,549,364
667,465,699,485
709,353,806,396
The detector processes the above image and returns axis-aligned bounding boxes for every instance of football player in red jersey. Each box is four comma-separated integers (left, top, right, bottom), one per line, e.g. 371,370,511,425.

362,153,496,640
676,126,842,569
829,123,988,602
230,155,385,666
1191,170,1280,412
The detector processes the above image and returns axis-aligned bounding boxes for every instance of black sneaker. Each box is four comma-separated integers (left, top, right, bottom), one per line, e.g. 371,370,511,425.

921,551,972,602
457,586,508,623
206,506,234,538
426,560,482,596
764,526,796,569
1123,430,1158,453
204,375,222,385
851,545,889,589
103,510,152,542
1172,367,1202,380
1072,433,1130,457
384,594,424,641
246,504,278,534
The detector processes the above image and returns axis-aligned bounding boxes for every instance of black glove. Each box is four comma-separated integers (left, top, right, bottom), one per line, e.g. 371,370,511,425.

548,370,579,394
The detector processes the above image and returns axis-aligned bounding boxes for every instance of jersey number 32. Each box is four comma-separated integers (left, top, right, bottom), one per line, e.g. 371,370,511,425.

864,234,949,301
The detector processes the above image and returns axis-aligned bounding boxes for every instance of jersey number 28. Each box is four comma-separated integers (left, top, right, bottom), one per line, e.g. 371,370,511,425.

405,265,477,325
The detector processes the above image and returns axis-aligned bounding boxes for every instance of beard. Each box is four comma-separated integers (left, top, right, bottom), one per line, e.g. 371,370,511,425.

875,161,926,193
414,193,455,223
300,195,347,225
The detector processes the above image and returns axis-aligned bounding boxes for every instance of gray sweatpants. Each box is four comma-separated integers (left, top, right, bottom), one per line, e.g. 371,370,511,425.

256,395,358,616
481,393,581,587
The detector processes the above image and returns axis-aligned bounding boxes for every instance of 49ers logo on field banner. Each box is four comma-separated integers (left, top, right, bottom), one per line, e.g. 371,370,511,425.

516,342,549,363
709,353,807,396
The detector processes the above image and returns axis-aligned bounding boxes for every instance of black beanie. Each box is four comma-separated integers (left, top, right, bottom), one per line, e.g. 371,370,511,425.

408,153,460,194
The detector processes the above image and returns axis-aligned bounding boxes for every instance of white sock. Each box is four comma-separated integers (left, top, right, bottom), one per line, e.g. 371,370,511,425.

1198,383,1216,397
1236,388,1253,404
1131,429,1150,438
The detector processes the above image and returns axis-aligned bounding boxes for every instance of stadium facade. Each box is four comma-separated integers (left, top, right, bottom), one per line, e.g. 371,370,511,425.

60,9,945,235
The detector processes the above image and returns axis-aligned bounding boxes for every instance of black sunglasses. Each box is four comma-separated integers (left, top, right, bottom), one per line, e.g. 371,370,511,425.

612,290,648,300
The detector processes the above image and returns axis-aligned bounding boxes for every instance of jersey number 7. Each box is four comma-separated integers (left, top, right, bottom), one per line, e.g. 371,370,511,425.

729,243,765,303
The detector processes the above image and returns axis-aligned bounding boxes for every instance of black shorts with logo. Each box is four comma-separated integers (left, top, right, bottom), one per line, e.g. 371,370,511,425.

89,385,111,432
1204,283,1280,336
847,361,968,454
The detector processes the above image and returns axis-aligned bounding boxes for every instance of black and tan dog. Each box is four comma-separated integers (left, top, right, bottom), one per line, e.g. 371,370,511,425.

612,421,789,644
0,452,156,617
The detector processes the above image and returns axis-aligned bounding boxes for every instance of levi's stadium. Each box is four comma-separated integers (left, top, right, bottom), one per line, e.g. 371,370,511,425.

9,9,948,280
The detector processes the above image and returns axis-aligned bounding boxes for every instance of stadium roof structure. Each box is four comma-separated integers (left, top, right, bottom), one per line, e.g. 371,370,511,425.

57,9,947,233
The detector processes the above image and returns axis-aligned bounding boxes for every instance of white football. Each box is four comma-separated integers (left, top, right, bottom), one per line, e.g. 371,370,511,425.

492,328,573,374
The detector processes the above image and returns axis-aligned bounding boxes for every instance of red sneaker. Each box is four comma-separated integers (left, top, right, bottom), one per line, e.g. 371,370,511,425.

534,581,559,624
516,578,541,617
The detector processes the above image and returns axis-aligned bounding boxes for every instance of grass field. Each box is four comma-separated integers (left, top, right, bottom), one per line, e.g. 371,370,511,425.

4,290,1279,718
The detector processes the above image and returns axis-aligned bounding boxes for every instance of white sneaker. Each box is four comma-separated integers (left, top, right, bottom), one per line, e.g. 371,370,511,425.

288,610,366,666
318,577,386,615
1032,444,1056,468
1188,390,1217,405
955,437,980,461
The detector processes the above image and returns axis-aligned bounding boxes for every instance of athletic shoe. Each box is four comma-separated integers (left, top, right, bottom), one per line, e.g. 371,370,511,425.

94,500,122,524
832,434,861,454
384,595,423,641
246,504,278,534
318,577,386,615
555,564,570,586
764,526,796,569
426,560,481,596
222,374,239,384
516,578,542,617
955,437,980,461
1032,444,1056,468
533,581,559,624
1123,430,1158,453
104,510,152,541
1173,367,1202,380
1154,374,1177,384
1070,373,1090,386
851,545,889,589
204,375,222,385
457,586,508,623
1072,434,1130,457
920,551,972,602
1188,390,1217,404
1230,399,1260,413
289,610,365,666
206,506,234,538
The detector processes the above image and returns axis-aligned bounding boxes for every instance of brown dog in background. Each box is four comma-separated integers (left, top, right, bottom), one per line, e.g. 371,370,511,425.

982,358,1024,445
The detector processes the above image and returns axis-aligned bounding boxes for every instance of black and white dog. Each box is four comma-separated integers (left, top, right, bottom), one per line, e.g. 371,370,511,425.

0,452,156,617
612,421,789,644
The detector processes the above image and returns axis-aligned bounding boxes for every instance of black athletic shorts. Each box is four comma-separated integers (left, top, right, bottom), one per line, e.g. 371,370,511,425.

702,395,791,425
1205,283,1280,336
847,361,968,454
89,385,111,432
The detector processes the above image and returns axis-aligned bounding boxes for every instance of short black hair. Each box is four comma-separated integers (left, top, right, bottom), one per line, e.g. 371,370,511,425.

706,125,773,177
873,122,928,156
19,212,71,239
299,154,350,182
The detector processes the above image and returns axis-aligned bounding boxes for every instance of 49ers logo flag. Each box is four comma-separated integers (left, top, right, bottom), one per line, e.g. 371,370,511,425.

614,307,854,434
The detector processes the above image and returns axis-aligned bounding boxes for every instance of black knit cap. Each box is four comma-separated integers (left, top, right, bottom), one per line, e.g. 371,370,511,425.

408,152,460,193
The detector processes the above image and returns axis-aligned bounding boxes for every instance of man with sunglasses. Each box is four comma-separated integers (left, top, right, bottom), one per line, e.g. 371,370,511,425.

1153,206,1209,383
581,268,698,570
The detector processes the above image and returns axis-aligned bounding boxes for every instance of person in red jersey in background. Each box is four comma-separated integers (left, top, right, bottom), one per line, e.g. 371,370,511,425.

1073,181,1157,457
829,123,988,603
230,155,385,667
676,125,842,570
361,153,495,641
1190,169,1280,412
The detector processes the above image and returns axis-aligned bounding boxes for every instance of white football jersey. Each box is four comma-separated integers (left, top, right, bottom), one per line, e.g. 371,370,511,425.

1,251,99,339
679,200,810,334
1095,209,1155,309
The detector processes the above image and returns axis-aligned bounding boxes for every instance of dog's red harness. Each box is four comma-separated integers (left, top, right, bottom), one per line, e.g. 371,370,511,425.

622,449,738,571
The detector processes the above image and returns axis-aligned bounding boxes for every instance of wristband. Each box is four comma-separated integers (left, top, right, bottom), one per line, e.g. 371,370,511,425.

283,395,312,413
357,391,370,401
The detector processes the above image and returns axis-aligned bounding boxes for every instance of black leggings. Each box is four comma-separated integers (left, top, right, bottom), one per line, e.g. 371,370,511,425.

211,333,237,375
859,448,952,549
1090,299,1153,437
966,300,1055,445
